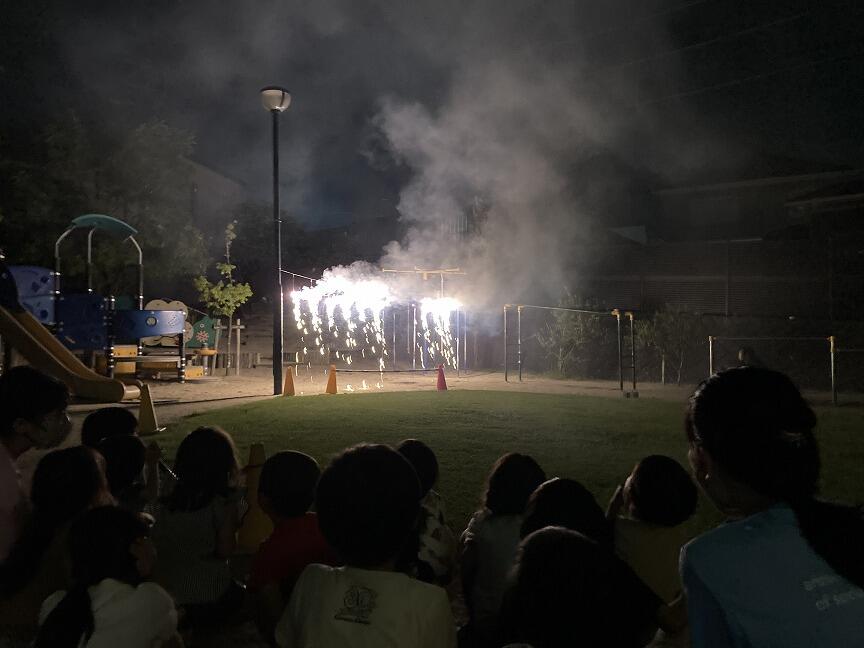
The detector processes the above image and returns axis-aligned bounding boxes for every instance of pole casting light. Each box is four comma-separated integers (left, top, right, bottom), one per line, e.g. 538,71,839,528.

261,85,291,395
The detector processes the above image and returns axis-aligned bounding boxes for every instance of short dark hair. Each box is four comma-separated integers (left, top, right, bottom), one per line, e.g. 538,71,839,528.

484,453,546,516
97,434,146,499
498,527,616,647
520,478,612,546
396,438,439,497
259,451,320,518
81,407,138,448
316,444,420,568
0,366,69,438
627,455,697,527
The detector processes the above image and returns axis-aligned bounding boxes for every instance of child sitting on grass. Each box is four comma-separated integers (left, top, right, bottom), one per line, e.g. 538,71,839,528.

82,406,169,506
249,450,338,643
607,455,698,605
275,443,456,648
150,426,244,628
460,453,546,647
396,438,456,585
36,506,182,648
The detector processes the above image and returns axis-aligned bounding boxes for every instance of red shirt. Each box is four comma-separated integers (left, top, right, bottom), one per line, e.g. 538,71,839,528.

248,512,339,593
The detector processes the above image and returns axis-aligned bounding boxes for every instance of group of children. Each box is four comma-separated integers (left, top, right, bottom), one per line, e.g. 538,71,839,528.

2,364,864,647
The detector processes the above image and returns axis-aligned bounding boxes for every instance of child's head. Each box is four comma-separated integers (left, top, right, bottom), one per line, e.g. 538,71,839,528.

483,453,546,516
35,506,155,648
259,451,320,519
520,477,611,546
316,443,420,568
0,366,70,450
396,438,438,498
686,366,819,508
168,426,239,511
1,447,112,597
70,505,155,583
81,407,138,448
31,446,113,526
624,455,697,526
97,434,147,500
502,526,615,647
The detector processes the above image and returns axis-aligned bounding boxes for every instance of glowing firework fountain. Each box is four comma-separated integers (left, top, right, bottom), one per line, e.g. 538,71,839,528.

289,270,462,384
417,297,461,369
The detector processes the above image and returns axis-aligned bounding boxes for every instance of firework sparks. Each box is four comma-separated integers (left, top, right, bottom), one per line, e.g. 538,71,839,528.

290,269,462,373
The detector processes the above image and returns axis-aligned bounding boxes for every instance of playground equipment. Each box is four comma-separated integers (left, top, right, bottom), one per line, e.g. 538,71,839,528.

503,303,639,396
53,214,187,382
0,261,139,402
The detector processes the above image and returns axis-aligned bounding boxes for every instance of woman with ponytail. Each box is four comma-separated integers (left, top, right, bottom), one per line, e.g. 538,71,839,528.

36,506,182,648
682,366,864,647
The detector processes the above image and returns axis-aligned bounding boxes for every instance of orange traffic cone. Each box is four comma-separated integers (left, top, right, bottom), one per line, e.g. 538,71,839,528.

325,364,338,394
237,443,273,552
282,369,295,396
137,384,165,436
437,364,448,391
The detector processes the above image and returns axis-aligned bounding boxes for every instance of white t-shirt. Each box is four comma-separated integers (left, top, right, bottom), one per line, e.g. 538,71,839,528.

275,564,456,648
39,578,178,648
681,504,864,648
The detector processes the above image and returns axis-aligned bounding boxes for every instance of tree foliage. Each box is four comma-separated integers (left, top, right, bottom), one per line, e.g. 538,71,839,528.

636,304,703,385
0,113,208,297
536,291,613,378
193,223,253,320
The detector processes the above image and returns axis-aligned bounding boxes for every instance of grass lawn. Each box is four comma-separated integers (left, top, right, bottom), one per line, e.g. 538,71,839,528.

153,391,864,537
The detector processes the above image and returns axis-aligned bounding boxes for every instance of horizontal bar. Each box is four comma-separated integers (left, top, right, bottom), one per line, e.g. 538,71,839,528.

334,368,436,373
711,337,829,342
505,304,614,316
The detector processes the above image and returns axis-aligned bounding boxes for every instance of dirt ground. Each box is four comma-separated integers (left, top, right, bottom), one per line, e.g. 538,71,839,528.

68,366,696,428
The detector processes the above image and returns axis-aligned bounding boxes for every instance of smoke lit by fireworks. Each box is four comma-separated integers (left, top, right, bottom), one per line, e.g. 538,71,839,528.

290,271,461,372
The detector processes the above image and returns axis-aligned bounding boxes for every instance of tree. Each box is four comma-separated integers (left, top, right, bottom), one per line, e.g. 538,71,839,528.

194,223,253,364
637,304,703,386
536,291,612,378
0,115,208,298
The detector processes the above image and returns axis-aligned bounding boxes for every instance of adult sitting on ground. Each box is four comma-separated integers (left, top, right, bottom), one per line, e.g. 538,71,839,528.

682,366,864,647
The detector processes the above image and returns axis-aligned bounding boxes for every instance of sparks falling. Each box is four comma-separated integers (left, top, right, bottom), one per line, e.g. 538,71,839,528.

417,297,461,369
290,269,462,372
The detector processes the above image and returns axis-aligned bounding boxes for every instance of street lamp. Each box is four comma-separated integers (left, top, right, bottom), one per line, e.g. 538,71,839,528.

261,85,291,395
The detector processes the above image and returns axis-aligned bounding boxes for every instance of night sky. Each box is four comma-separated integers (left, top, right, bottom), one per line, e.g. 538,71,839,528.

6,0,859,230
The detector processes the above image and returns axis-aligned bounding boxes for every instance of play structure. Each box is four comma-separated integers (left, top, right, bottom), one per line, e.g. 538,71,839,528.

0,214,194,402
0,261,139,402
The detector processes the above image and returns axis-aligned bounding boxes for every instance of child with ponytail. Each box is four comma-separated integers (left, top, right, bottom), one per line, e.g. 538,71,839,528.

36,506,181,648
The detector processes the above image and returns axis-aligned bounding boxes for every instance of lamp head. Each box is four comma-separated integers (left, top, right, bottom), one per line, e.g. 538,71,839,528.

260,86,291,112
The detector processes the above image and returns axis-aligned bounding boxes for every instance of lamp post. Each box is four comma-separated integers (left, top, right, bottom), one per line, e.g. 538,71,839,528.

261,86,291,395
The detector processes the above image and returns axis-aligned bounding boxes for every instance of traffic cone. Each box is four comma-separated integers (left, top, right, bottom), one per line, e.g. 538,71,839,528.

437,364,448,391
237,443,273,552
137,384,165,436
325,364,338,394
282,369,295,396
